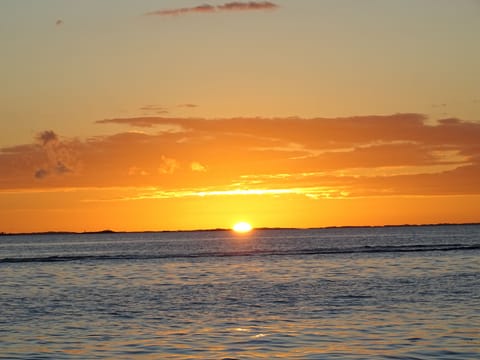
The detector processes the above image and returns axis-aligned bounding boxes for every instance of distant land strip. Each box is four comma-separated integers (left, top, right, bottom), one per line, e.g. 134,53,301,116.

1,223,479,236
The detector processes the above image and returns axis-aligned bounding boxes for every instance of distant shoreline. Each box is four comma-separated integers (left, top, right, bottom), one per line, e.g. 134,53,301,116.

1,222,479,237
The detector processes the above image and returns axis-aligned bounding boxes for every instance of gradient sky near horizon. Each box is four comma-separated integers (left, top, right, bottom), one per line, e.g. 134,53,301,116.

1,0,480,232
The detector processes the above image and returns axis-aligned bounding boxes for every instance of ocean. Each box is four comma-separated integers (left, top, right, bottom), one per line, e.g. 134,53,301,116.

1,225,479,359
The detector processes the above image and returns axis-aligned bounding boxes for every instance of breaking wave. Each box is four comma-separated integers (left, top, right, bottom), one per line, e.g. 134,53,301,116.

2,243,479,264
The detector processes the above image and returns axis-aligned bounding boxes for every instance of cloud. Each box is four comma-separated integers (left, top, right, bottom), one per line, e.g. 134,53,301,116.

139,105,169,114
128,166,149,176
145,4,216,17
34,168,48,179
138,104,197,115
2,115,480,199
158,155,179,174
95,113,480,148
55,161,72,174
37,130,59,146
98,186,343,202
191,161,207,172
218,2,278,11
97,117,170,128
145,1,278,17
92,114,480,197
31,130,77,179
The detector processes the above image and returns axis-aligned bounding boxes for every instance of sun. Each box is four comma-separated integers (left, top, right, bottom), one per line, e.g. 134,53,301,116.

232,222,253,233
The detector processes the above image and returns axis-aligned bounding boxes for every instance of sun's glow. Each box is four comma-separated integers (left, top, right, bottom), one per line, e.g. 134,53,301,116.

232,222,253,233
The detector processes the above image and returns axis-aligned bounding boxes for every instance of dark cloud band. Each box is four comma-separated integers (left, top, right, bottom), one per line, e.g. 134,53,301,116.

145,1,278,17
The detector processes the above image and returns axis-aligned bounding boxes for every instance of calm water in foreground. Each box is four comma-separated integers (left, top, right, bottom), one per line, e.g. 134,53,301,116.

1,225,479,359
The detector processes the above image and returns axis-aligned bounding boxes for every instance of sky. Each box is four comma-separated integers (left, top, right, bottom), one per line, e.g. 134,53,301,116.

1,0,480,232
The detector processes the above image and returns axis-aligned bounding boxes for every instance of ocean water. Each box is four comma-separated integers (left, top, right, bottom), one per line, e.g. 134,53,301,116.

1,225,479,359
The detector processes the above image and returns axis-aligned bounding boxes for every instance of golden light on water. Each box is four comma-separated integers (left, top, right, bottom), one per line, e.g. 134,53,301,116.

232,222,253,233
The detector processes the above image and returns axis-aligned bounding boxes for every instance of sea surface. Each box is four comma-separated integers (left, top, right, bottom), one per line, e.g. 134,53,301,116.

1,225,479,359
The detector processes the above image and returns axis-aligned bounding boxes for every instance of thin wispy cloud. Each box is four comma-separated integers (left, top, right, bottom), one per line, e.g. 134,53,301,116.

146,4,215,17
137,104,198,116
217,1,278,11
145,1,279,17
139,105,169,115
178,103,198,108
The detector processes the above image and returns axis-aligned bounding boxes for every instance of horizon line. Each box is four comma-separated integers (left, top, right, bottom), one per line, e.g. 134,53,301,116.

1,222,479,236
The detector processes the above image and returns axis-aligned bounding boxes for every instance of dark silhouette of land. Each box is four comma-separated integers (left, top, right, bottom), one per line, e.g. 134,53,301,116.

1,222,479,236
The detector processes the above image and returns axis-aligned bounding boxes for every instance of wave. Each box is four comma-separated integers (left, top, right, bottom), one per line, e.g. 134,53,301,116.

1,243,479,264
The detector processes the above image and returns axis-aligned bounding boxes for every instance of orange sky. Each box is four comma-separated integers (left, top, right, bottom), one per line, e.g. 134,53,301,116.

1,114,479,232
1,1,480,232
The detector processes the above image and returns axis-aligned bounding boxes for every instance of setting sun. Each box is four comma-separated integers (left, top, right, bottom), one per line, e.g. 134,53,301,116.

232,222,253,233
1,1,479,234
